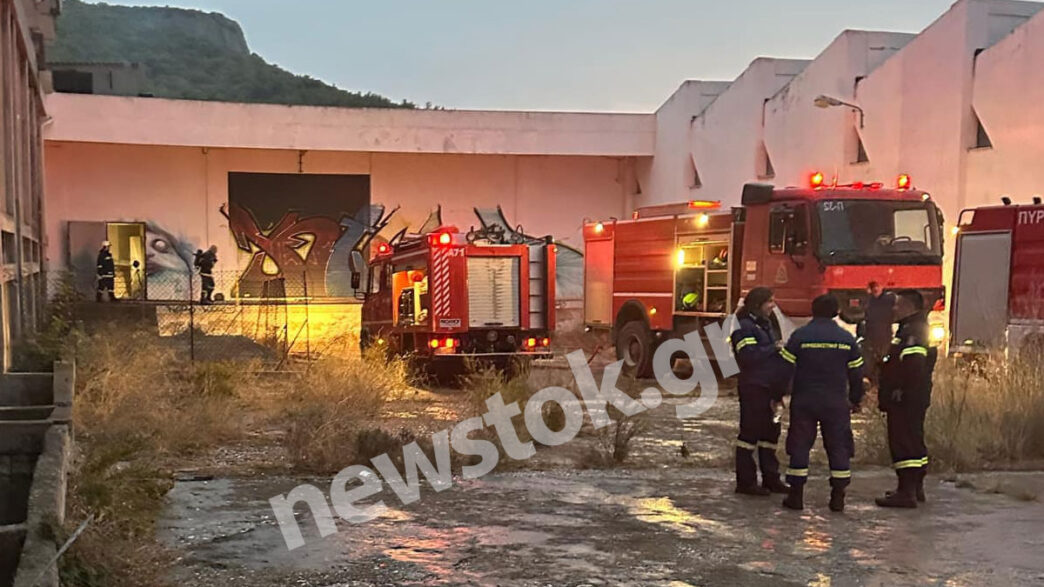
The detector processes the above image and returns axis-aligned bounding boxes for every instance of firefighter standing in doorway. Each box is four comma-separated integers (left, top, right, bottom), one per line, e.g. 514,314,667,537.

96,240,116,302
778,294,865,512
730,287,789,496
876,289,937,508
194,245,218,305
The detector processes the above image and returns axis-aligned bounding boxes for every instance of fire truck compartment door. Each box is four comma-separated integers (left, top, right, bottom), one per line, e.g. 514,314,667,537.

585,238,613,325
467,256,521,327
953,232,1012,346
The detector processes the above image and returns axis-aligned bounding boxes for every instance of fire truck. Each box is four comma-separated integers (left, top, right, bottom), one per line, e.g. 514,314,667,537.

349,219,557,374
949,198,1044,359
583,174,947,376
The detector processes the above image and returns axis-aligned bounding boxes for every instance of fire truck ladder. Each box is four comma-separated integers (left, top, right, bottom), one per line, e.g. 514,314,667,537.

529,240,550,330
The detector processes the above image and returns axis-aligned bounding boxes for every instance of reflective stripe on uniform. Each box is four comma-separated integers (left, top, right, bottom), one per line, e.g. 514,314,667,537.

848,357,864,369
830,470,852,479
735,440,757,450
756,441,777,449
734,337,757,351
920,457,929,466
200,273,213,277
786,467,809,477
780,349,796,364
893,459,923,469
900,346,928,358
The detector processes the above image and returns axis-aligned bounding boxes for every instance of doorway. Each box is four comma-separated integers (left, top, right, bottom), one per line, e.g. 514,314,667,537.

107,223,147,299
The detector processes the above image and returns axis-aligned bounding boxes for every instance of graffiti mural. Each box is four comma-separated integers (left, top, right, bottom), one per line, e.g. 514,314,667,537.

225,173,371,297
145,222,198,299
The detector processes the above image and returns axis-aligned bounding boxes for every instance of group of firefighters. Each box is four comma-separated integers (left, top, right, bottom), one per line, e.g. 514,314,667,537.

95,240,218,304
730,282,937,512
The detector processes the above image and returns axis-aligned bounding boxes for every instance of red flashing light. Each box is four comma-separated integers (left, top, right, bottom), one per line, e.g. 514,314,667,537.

687,200,722,210
932,297,946,312
851,181,864,190
445,338,456,349
429,339,440,349
525,337,537,349
810,171,825,188
376,243,391,255
540,337,551,347
897,174,912,190
438,232,452,245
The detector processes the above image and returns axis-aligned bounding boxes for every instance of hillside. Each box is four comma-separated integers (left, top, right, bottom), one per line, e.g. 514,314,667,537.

48,0,414,108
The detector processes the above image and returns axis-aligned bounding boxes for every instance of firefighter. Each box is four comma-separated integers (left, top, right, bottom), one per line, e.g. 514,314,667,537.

194,245,217,305
859,281,896,389
875,289,937,508
730,286,789,496
778,294,864,512
96,240,116,302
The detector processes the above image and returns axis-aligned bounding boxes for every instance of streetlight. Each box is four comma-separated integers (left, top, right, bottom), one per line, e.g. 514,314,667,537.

813,94,865,128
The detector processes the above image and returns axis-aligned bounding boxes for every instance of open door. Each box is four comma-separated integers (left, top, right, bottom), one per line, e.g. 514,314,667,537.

107,223,147,299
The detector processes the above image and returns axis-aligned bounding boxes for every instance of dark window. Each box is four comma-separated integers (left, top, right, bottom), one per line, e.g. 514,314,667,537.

52,69,95,94
768,206,808,255
973,112,993,149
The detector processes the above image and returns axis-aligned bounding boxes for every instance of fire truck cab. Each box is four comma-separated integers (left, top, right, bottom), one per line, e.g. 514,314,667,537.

583,175,947,376
351,225,556,373
949,200,1044,358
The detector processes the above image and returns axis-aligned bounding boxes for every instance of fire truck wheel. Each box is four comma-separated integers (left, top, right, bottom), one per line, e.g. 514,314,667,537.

617,320,655,378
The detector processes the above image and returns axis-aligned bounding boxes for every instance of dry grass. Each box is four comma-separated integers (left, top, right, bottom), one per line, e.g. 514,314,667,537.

61,326,256,587
282,348,416,473
852,354,1044,472
925,355,1044,471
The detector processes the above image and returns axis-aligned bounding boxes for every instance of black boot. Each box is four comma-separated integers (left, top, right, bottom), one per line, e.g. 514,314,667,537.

762,475,790,494
876,470,918,508
829,487,846,512
735,446,766,495
782,484,804,510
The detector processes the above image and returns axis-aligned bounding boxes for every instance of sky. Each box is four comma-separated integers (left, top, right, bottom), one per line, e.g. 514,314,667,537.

96,0,957,112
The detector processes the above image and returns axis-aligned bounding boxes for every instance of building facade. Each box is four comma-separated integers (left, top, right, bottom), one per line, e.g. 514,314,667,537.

1,0,58,369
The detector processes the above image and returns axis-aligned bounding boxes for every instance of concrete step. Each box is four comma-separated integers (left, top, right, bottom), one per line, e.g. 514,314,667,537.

0,524,27,587
0,375,53,407
0,407,55,422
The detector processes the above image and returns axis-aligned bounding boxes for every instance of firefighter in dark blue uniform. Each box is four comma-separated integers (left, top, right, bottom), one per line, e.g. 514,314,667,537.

777,294,864,512
96,240,116,302
876,289,937,508
730,287,789,496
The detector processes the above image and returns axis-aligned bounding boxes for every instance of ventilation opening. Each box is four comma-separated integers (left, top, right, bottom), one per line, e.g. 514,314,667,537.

850,127,869,164
972,110,992,149
686,155,702,189
756,142,775,180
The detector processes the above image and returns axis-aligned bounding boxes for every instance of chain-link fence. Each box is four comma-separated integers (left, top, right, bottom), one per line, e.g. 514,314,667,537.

48,269,362,365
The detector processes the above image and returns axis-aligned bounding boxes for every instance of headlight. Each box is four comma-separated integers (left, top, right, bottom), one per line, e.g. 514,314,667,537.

930,325,946,343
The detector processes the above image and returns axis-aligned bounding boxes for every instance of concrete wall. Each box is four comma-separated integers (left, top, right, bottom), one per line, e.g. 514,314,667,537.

967,5,1044,208
654,58,809,206
44,141,632,297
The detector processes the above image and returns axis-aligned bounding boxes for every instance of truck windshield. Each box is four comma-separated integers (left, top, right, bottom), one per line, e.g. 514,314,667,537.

816,199,942,265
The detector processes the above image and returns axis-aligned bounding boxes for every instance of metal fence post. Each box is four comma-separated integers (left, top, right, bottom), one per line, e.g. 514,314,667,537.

189,272,195,362
303,270,311,361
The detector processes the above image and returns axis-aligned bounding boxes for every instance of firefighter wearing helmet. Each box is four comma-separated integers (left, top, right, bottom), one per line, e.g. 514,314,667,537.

729,287,788,496
96,240,116,302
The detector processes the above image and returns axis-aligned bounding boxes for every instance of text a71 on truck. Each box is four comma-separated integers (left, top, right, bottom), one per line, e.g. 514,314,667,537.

583,174,948,377
949,197,1044,361
348,222,557,377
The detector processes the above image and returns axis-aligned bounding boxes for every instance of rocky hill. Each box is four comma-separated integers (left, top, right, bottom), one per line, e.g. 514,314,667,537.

48,0,413,108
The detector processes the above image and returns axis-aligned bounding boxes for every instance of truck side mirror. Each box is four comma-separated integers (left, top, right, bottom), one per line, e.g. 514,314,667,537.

349,250,365,291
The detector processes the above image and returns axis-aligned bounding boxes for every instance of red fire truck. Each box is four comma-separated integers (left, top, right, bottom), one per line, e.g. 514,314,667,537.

949,198,1044,358
583,174,947,376
349,222,557,374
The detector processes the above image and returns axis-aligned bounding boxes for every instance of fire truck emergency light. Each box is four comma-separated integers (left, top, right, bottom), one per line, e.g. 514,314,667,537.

594,222,605,234
810,171,825,188
897,174,912,190
696,213,709,228
687,200,721,209
436,232,452,245
377,243,391,254
525,337,537,348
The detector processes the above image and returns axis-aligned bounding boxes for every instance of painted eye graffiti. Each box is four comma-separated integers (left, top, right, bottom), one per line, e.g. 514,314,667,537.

151,238,170,253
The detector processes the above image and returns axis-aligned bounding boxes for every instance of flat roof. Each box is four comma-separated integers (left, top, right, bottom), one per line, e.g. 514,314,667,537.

44,93,657,157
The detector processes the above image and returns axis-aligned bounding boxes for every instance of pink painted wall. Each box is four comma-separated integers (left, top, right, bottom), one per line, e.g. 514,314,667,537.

44,141,629,296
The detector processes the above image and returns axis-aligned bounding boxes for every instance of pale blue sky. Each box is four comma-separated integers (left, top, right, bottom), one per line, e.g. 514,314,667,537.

97,0,956,112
